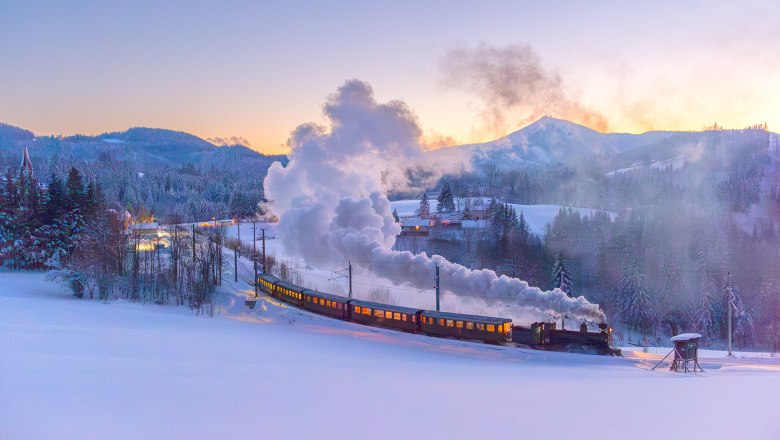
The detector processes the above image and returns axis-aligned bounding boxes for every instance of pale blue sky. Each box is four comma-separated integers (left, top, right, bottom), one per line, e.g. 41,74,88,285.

1,1,778,153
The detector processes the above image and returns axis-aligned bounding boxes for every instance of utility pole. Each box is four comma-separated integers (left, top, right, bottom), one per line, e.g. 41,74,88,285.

261,227,267,274
727,272,734,358
435,264,440,312
192,223,196,261
331,262,353,298
234,230,238,283
172,225,177,285
252,221,258,297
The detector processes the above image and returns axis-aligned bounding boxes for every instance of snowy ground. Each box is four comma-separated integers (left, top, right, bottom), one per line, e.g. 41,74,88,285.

391,198,612,235
2,269,780,439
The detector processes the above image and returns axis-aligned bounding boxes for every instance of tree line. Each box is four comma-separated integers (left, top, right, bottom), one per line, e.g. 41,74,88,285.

1,164,226,312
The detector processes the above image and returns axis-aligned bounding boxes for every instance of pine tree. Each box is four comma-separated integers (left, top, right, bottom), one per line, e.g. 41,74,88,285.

486,197,498,220
695,290,719,339
518,211,527,237
418,193,430,218
551,252,573,296
758,278,780,347
44,173,67,223
65,166,85,211
437,182,455,213
655,253,681,306
734,308,756,349
83,179,103,222
1,168,22,268
616,264,656,335
229,191,247,218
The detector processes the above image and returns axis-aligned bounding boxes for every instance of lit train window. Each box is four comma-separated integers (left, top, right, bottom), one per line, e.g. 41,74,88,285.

393,312,400,320
466,322,474,330
411,315,416,322
504,323,511,333
476,323,484,330
438,319,445,326
456,321,463,328
319,299,324,305
402,314,407,321
355,306,361,313
385,311,392,319
364,308,371,315
374,310,383,318
487,325,495,332
446,320,454,327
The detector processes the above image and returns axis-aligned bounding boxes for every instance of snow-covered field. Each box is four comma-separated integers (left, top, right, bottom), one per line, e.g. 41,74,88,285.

2,269,780,439
391,199,612,235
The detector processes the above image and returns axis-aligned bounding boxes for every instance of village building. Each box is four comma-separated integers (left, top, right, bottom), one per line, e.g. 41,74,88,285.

399,217,433,237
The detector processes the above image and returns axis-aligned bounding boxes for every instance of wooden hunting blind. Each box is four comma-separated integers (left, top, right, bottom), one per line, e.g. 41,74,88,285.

652,333,703,373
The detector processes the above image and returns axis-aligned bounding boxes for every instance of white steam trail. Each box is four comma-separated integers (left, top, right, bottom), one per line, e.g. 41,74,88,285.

264,79,606,324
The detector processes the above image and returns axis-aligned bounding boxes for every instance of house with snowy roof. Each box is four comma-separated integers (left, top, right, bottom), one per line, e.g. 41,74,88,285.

399,216,433,237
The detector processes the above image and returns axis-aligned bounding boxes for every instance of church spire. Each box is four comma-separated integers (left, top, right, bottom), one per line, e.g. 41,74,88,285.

20,145,33,178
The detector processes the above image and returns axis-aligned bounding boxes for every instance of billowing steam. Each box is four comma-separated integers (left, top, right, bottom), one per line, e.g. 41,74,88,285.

264,79,606,323
440,43,608,137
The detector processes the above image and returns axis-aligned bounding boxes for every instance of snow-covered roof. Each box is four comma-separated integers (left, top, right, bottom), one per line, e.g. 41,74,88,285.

401,217,432,227
434,213,463,221
670,333,702,342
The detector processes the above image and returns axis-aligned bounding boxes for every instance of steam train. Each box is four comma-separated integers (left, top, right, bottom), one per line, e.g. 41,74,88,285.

257,273,619,355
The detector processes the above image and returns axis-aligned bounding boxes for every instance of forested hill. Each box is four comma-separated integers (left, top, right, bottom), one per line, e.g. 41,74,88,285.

424,120,780,348
0,123,288,221
432,116,773,171
0,123,286,172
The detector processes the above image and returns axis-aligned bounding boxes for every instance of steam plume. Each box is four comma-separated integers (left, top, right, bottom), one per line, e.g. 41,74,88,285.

440,43,608,137
264,79,605,323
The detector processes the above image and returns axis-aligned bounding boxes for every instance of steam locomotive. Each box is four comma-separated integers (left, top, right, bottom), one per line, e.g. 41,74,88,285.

257,272,618,355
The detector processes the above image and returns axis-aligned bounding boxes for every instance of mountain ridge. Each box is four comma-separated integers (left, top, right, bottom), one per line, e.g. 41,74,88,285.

432,116,775,170
0,123,287,172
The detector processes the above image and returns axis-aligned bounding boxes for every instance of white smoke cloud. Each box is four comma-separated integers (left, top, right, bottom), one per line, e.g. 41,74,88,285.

440,43,609,138
264,79,606,324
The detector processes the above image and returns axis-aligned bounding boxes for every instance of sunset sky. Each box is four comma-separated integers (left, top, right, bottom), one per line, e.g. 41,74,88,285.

1,0,778,154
